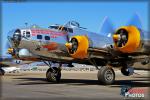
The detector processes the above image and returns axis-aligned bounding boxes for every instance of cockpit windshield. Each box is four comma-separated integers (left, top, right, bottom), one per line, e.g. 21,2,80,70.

49,25,59,30
49,25,73,33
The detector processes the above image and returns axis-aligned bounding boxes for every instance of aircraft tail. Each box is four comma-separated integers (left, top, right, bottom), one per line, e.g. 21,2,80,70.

99,16,115,38
126,12,143,29
99,13,142,38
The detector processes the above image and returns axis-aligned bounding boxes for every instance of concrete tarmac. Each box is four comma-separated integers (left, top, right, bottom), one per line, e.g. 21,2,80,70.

0,70,149,100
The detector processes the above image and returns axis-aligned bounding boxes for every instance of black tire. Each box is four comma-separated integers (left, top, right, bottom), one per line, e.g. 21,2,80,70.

97,66,115,85
121,67,132,76
0,69,5,75
121,67,129,76
46,67,61,82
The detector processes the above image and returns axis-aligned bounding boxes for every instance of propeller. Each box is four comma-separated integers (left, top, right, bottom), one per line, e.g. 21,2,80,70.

66,38,78,54
100,13,143,48
59,26,70,42
6,35,15,55
64,22,71,42
59,21,86,43
113,13,143,47
64,21,82,42
69,38,78,54
65,31,70,42
114,29,128,47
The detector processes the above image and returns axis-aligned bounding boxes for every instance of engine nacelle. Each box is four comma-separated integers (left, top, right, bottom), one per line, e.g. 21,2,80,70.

113,26,141,53
65,35,89,59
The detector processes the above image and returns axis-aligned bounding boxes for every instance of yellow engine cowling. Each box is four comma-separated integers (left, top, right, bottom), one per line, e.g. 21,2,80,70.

65,35,89,59
113,26,141,53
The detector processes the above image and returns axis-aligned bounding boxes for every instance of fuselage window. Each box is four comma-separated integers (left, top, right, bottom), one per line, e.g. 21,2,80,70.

26,31,31,38
23,31,26,37
37,35,42,39
45,36,50,40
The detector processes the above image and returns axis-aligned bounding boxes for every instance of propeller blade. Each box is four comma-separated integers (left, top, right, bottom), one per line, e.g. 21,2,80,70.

69,38,78,54
65,33,70,42
100,16,115,37
126,13,142,29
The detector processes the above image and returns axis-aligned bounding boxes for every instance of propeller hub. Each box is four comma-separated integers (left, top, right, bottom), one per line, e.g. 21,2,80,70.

7,48,14,54
113,28,128,47
66,38,78,54
65,43,72,49
113,34,120,41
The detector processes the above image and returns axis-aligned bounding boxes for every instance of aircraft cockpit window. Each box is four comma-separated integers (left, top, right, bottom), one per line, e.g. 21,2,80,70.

37,35,42,39
68,28,73,33
62,27,67,31
49,25,73,33
59,26,67,32
45,36,50,40
49,26,59,30
58,26,73,33
26,31,31,38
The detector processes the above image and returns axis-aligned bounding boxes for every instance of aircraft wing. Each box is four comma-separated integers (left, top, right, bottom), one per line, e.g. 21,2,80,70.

88,46,149,60
0,57,34,68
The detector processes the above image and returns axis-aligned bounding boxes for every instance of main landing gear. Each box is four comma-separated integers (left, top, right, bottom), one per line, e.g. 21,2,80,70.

97,66,115,85
46,67,61,82
121,66,134,76
44,61,115,85
90,59,115,85
44,61,62,82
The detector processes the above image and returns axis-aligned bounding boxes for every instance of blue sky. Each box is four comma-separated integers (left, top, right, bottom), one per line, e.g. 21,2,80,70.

1,1,149,56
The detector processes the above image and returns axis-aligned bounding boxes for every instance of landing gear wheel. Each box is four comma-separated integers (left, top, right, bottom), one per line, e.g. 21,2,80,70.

46,67,61,82
0,69,5,76
97,66,115,85
121,67,134,76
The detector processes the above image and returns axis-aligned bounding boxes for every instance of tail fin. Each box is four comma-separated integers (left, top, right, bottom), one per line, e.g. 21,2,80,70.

99,13,142,37
99,16,115,37
126,12,143,29
126,13,144,39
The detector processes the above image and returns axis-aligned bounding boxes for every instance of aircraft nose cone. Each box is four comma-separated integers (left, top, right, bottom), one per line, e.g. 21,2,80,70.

7,29,22,48
13,29,21,42
12,29,21,47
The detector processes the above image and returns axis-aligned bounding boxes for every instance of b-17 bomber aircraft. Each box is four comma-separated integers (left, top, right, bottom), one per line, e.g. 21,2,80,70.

1,14,150,85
